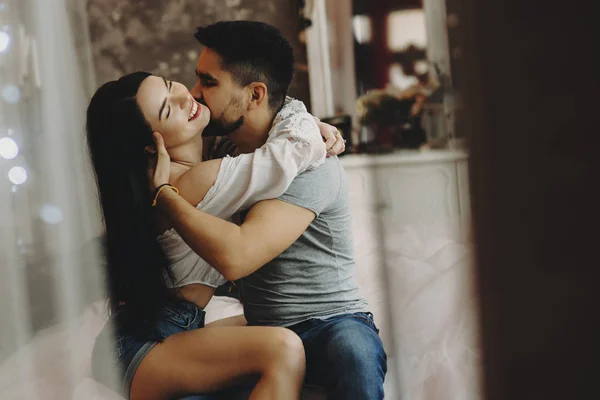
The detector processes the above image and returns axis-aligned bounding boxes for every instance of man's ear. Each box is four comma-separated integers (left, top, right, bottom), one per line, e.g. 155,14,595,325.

247,82,268,110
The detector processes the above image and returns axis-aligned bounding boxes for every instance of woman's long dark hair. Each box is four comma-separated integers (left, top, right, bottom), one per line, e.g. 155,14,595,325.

86,72,175,336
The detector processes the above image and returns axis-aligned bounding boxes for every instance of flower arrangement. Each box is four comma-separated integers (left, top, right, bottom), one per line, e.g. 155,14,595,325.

355,85,430,150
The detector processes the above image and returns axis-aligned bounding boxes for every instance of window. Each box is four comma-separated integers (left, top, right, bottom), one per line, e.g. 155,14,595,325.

387,9,427,51
353,14,372,44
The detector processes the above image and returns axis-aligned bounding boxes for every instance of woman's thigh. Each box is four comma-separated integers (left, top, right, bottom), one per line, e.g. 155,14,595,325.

130,326,304,400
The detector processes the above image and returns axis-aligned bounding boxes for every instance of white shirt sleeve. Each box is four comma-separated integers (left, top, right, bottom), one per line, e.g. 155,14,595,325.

197,116,326,218
269,111,326,171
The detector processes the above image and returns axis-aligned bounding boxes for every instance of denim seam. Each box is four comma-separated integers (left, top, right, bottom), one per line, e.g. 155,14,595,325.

163,304,199,329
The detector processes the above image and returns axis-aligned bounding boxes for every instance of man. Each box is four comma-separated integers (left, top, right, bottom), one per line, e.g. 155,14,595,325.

152,21,387,399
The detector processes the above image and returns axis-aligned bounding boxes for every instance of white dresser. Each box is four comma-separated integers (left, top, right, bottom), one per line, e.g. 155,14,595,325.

341,149,471,239
341,150,481,400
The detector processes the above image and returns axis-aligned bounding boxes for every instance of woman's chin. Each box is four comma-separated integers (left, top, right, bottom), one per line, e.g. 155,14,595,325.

201,110,211,126
196,114,213,136
199,104,211,124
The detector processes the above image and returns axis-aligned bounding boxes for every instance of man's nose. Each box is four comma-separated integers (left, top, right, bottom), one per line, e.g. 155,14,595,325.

190,83,203,102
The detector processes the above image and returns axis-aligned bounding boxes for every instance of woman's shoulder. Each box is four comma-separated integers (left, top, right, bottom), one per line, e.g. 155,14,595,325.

174,158,224,208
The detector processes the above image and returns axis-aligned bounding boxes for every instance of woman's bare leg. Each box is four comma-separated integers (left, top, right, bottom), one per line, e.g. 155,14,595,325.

129,326,305,400
204,314,247,328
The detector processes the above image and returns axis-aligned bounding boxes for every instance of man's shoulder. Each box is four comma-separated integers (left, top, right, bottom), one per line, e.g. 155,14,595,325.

280,157,343,211
294,157,341,183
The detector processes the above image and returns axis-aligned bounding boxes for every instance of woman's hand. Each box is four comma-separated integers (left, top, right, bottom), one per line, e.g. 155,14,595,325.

317,121,346,157
146,132,171,192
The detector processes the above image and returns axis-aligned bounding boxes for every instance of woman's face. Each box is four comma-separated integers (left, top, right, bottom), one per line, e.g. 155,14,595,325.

136,76,210,149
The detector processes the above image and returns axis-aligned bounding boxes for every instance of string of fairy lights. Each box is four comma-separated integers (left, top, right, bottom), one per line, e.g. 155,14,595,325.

1,1,63,228
0,3,27,191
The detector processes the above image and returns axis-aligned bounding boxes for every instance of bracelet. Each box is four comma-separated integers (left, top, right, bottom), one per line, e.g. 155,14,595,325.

152,183,179,207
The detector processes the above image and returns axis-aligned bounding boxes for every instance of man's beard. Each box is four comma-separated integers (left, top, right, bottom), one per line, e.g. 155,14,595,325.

199,96,245,137
202,116,244,137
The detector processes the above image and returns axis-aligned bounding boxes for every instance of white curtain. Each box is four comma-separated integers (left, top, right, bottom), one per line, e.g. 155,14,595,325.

304,0,334,118
0,0,114,398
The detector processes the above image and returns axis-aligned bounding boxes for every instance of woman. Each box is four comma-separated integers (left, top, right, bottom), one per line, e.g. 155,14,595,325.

87,72,340,400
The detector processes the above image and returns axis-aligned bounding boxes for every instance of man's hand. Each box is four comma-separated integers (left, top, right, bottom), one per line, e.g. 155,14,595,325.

318,121,346,157
146,132,171,192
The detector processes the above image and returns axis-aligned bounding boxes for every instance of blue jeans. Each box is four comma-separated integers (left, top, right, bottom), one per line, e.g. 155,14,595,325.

289,312,387,400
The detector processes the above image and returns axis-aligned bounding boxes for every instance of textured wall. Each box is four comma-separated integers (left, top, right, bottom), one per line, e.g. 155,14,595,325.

86,0,311,108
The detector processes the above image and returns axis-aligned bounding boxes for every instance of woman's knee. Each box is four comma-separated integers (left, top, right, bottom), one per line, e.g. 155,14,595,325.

264,328,305,373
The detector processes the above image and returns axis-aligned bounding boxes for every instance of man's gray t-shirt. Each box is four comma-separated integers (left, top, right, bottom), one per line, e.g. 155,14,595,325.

240,157,368,327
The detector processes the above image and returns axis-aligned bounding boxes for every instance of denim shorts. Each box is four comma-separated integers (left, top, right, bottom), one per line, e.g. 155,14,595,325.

92,300,205,399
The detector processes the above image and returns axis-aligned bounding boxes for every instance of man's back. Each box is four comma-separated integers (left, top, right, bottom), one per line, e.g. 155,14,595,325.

241,157,368,327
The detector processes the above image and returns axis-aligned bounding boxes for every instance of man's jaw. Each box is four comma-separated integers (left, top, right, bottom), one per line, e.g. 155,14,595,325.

201,116,245,138
201,119,226,137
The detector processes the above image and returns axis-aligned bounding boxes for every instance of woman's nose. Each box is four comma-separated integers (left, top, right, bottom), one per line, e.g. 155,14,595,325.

174,92,189,109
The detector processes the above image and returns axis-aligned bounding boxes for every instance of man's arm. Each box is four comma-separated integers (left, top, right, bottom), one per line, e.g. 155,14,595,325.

155,188,315,281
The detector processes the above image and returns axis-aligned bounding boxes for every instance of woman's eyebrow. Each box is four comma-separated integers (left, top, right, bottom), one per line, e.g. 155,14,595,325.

158,78,171,121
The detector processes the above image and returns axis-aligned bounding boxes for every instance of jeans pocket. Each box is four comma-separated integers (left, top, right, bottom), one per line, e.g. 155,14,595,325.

351,312,380,334
162,303,199,330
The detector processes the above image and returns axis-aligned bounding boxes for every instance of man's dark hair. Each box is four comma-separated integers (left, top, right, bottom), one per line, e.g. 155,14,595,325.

195,21,294,111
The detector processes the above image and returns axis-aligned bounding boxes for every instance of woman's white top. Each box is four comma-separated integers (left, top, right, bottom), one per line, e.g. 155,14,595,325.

157,98,326,288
